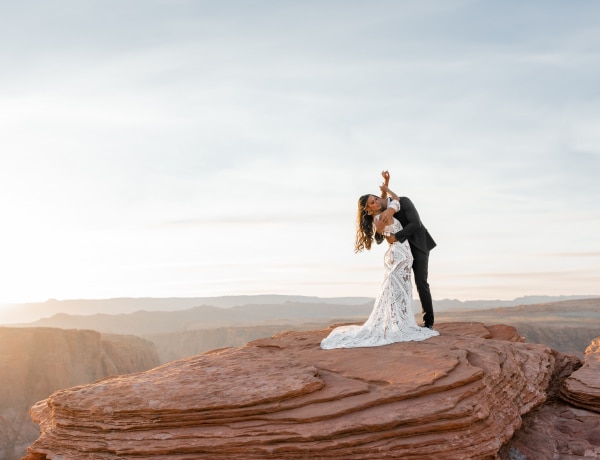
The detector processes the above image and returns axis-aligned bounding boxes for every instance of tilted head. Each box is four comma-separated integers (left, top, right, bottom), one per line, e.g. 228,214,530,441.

355,194,382,252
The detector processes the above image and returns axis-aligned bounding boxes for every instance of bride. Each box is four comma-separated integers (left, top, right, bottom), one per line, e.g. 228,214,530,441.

320,174,439,349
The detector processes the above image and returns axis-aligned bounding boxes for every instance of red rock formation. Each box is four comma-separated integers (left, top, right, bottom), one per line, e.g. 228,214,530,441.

498,401,600,459
0,327,159,460
24,323,561,459
561,337,600,413
496,348,600,459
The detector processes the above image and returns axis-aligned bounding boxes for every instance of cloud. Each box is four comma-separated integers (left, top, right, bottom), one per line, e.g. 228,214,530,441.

542,252,600,258
1,1,599,302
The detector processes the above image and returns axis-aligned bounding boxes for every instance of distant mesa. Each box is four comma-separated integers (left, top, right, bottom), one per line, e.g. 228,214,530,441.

6,296,600,362
2,294,598,325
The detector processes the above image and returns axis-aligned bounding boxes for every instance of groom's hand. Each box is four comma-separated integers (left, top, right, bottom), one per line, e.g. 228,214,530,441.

386,234,397,244
375,218,387,233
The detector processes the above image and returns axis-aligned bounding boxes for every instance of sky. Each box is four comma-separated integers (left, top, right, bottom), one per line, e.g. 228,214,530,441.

1,0,599,307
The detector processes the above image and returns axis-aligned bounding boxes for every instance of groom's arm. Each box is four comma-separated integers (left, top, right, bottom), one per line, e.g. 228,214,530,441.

374,200,399,244
374,211,392,244
392,197,422,243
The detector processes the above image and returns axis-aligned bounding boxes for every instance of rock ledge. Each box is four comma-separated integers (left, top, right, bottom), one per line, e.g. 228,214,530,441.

24,323,559,459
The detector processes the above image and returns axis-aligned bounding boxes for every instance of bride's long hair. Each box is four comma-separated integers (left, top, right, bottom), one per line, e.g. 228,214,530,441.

355,194,376,252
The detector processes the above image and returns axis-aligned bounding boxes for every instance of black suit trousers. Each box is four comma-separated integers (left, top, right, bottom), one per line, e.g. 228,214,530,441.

411,246,434,327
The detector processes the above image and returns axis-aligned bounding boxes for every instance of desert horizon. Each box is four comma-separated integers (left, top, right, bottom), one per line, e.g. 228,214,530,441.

1,292,599,326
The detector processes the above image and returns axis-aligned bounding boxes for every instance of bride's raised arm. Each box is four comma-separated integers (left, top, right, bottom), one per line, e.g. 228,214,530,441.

379,170,400,202
380,170,390,199
380,183,400,202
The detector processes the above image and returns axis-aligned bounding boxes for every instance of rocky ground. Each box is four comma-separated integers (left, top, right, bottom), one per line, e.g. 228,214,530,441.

21,322,600,459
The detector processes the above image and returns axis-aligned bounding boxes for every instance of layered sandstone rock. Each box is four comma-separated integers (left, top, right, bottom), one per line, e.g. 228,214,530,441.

24,322,561,459
0,327,159,460
496,349,600,459
498,401,600,459
561,337,600,413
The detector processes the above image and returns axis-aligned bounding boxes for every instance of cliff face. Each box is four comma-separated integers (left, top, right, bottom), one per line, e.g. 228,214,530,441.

500,337,600,458
22,322,595,459
561,337,600,413
0,327,160,460
508,324,599,359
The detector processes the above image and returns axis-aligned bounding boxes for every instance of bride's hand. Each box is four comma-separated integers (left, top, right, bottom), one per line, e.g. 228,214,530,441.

379,183,389,195
381,170,390,184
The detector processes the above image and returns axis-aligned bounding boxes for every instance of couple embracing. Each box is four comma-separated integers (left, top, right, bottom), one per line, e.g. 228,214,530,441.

321,171,439,349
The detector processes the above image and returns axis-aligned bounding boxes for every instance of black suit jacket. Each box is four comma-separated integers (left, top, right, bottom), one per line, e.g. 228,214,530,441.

377,197,436,254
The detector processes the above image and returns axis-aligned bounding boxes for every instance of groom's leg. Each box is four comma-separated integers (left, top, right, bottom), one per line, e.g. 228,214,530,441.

411,248,434,327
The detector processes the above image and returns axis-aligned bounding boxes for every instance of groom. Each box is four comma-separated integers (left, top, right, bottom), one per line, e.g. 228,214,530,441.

374,172,437,329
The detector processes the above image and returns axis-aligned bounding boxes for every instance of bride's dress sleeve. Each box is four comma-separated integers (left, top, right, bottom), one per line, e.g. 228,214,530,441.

375,200,402,236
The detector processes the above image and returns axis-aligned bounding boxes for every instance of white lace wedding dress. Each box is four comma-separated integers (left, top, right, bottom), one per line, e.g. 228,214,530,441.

321,200,439,349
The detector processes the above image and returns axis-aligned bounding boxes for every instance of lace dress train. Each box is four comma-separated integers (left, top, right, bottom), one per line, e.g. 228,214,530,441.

321,201,439,349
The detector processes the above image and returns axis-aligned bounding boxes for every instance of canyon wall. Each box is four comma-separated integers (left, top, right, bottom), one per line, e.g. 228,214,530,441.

0,327,160,460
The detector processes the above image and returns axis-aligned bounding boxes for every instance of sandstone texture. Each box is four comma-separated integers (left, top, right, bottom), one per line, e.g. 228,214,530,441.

561,337,600,413
498,346,600,459
24,322,568,459
498,402,600,459
0,327,160,460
